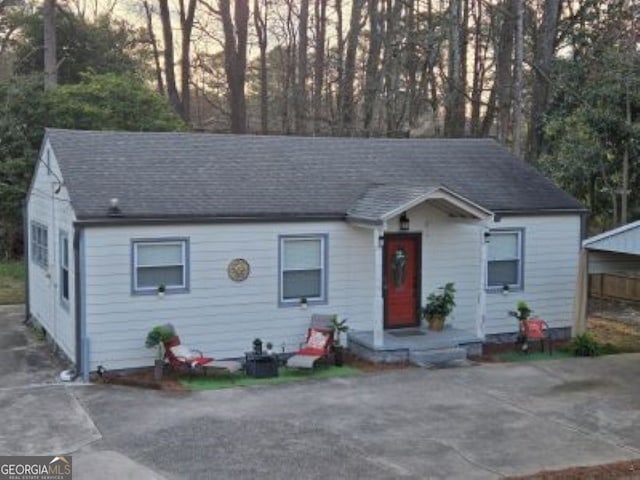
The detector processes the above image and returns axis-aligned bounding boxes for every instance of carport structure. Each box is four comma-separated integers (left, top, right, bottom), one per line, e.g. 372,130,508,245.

573,220,640,333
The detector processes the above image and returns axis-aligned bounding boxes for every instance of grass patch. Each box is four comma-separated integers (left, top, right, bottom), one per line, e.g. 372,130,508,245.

180,365,361,391
0,260,25,305
496,350,574,363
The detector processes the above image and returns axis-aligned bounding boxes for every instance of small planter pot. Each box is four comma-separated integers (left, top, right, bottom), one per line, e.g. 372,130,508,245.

427,314,445,331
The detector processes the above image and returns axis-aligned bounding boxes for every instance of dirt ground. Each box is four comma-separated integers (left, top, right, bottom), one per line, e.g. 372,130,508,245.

589,299,640,352
506,458,640,479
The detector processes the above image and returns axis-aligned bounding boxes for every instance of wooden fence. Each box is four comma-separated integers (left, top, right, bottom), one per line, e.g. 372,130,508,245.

589,273,640,303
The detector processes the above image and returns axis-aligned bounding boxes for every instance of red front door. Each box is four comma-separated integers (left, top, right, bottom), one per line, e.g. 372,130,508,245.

384,234,421,329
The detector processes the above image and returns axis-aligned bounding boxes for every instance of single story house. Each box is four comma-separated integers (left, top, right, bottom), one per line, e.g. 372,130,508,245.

26,129,586,377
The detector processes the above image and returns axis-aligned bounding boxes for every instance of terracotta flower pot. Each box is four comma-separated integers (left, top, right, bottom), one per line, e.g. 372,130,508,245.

427,314,445,331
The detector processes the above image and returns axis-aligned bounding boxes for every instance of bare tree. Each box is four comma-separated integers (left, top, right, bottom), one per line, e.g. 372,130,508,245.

43,0,57,89
312,0,327,134
254,0,268,134
363,0,383,135
142,0,164,95
218,0,249,133
158,0,197,122
495,0,516,144
512,0,524,156
294,0,309,134
339,0,365,134
444,0,467,137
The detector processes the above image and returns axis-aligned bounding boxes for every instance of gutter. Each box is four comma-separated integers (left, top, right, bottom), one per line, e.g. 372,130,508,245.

73,213,346,227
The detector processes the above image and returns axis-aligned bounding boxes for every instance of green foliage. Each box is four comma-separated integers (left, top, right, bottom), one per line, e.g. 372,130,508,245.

539,4,640,225
12,7,143,84
423,282,456,318
46,72,187,132
569,333,601,357
515,301,531,321
0,72,185,258
0,260,25,305
331,317,349,346
145,324,176,348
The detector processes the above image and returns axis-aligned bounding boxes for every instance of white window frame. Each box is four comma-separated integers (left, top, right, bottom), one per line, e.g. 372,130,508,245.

59,231,70,308
132,238,189,295
30,222,48,269
486,229,524,292
279,235,328,306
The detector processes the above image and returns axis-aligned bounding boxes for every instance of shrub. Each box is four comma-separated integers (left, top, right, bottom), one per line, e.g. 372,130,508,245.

569,333,601,357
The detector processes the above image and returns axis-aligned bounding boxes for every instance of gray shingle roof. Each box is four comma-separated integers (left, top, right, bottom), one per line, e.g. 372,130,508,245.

44,129,584,222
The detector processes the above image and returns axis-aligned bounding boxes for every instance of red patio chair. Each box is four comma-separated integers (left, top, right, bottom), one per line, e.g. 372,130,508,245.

520,318,552,354
286,314,336,369
163,336,242,375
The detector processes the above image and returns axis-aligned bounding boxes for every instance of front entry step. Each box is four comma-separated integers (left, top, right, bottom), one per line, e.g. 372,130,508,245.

409,347,468,367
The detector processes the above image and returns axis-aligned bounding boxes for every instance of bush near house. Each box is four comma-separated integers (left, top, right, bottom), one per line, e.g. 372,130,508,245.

0,260,25,305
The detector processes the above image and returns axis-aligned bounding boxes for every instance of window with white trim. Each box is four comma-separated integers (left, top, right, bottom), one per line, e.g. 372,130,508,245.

31,222,48,268
132,239,188,293
280,235,327,304
487,230,524,290
60,232,70,305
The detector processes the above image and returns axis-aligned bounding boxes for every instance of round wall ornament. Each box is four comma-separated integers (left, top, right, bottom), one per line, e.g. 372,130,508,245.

228,258,251,282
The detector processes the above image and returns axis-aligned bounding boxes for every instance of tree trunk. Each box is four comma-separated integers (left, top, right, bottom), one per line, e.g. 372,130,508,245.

43,0,57,89
179,0,197,123
527,0,560,161
158,0,183,118
496,0,516,144
444,0,467,137
339,0,364,135
295,0,309,134
220,0,249,134
143,0,165,95
254,0,268,134
512,0,524,157
363,0,383,135
312,0,327,134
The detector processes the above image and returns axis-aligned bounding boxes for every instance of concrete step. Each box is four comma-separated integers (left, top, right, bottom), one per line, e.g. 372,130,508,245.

409,347,468,367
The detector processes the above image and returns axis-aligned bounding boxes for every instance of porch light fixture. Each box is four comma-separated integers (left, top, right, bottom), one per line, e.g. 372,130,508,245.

378,235,385,248
502,284,510,296
399,212,410,231
484,231,491,243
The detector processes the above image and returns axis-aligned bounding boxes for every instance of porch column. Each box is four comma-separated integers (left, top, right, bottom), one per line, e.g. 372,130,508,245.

373,228,384,347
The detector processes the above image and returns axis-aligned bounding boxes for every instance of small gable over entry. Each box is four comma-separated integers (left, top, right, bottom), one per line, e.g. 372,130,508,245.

346,184,493,227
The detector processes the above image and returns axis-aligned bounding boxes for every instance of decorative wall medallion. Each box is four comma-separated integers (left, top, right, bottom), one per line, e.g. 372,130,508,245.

228,258,251,282
392,248,407,289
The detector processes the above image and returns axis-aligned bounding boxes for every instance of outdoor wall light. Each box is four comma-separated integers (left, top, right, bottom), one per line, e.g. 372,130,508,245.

378,235,385,248
502,284,510,296
484,231,491,243
399,212,410,231
107,197,122,217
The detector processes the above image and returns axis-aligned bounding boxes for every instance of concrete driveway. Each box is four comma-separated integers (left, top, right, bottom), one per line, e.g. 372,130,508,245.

2,305,639,479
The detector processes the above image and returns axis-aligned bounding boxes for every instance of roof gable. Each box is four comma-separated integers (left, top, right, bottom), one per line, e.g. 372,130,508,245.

44,129,584,222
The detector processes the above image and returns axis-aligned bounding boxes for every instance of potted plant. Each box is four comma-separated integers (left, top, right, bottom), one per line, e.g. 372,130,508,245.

422,283,456,331
331,317,349,366
145,323,176,380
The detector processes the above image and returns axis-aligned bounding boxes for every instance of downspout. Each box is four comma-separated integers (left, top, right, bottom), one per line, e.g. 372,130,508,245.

22,200,30,323
73,226,85,380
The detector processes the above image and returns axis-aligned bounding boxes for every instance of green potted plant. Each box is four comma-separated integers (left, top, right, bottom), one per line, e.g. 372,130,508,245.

331,317,349,366
145,323,176,380
514,300,531,321
422,283,456,331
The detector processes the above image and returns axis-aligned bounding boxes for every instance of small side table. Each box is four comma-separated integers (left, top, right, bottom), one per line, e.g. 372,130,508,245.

244,353,279,378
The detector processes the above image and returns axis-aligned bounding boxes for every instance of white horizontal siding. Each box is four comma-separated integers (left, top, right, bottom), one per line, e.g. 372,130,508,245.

485,215,581,335
84,222,375,370
27,141,76,360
